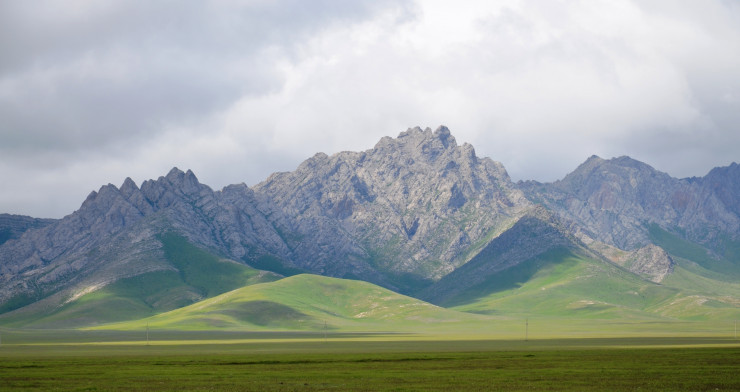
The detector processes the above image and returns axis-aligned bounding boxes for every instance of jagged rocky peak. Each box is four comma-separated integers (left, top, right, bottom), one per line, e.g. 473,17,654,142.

77,176,150,218
358,126,515,205
565,154,603,172
80,182,121,210
294,152,331,173
704,161,740,183
166,166,184,178
139,167,213,208
260,126,498,200
521,152,740,250
249,126,532,289
119,177,141,200
403,124,455,146
703,162,740,218
122,176,137,187
551,154,680,215
148,167,201,188
373,125,460,162
164,167,201,188
558,155,667,191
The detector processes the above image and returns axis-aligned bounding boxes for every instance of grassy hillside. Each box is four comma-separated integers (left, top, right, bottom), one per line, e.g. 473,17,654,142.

93,274,487,331
0,233,279,328
3,231,737,332
648,224,740,279
446,248,740,322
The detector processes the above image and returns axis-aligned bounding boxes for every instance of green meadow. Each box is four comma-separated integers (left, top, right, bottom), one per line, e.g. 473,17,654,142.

1,329,739,391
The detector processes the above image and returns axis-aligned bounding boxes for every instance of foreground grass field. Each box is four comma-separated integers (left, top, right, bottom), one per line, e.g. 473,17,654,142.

1,330,739,391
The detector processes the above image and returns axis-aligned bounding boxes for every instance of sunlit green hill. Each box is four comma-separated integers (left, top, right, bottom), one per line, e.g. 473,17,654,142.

94,274,487,331
444,248,740,322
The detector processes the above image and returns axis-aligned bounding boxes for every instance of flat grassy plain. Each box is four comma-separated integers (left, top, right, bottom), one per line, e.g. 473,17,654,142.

1,328,739,391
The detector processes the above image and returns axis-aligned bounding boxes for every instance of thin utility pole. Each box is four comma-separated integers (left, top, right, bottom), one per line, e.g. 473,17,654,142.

525,318,529,342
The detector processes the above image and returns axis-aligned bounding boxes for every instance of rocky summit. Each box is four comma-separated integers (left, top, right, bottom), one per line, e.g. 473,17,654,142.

520,156,740,251
253,126,531,290
0,126,738,322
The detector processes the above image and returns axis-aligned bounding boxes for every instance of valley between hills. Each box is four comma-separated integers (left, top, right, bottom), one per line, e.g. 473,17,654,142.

0,126,738,336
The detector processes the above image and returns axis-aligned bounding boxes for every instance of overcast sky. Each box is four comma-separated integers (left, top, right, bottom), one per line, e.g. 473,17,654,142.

1,0,739,218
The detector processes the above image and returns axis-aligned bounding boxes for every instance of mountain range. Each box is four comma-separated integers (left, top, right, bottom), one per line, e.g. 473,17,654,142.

1,126,738,329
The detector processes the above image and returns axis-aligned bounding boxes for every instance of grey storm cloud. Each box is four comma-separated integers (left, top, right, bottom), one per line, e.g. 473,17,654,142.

1,0,739,218
0,0,406,157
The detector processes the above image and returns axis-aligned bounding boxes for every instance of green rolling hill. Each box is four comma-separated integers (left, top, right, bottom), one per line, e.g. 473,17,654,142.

93,274,488,331
2,230,737,334
92,252,738,335
442,248,740,323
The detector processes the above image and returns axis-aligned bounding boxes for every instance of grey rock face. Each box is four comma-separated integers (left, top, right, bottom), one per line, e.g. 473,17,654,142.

136,168,292,264
701,163,740,225
521,156,740,250
622,244,675,283
0,177,164,309
0,168,291,311
253,126,531,291
0,215,56,246
578,235,674,283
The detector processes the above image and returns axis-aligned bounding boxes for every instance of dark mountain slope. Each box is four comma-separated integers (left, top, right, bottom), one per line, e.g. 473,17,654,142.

419,208,587,305
0,214,56,246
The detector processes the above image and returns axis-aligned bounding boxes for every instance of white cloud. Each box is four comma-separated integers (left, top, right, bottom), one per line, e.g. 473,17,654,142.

1,0,739,217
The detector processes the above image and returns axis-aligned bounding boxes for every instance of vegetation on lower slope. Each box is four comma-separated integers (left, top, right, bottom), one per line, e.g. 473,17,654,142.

649,261,740,320
93,274,486,331
3,231,738,331
447,249,664,318
648,224,740,279
447,248,740,322
0,233,278,328
88,243,740,332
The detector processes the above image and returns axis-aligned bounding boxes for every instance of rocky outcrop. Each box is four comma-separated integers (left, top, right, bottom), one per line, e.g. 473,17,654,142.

700,163,740,230
0,214,56,246
622,245,675,283
253,126,532,291
520,156,740,250
136,168,292,265
0,168,293,312
0,177,166,311
578,235,674,283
